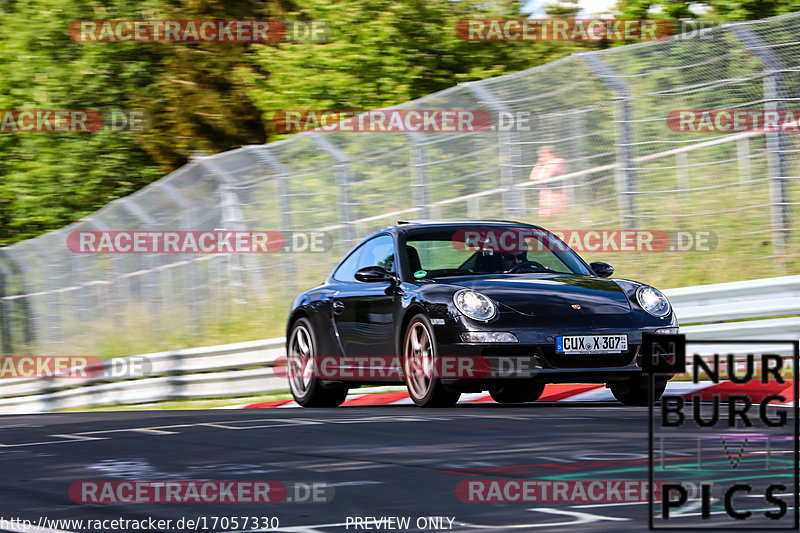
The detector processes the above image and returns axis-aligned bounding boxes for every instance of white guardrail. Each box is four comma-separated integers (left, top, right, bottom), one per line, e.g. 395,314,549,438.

0,275,798,414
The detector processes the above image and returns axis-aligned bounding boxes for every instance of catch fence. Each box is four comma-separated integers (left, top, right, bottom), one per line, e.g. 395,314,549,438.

1,14,799,353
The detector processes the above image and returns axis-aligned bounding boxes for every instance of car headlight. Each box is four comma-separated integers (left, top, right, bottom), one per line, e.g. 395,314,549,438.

636,286,671,318
454,290,497,321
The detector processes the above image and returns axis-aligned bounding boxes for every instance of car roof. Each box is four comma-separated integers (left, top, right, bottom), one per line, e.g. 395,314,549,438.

386,219,545,234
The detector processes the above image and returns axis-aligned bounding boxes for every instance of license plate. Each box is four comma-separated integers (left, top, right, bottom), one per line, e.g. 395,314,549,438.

556,335,628,354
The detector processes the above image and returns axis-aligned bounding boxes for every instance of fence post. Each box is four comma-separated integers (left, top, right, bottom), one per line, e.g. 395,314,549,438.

732,25,791,257
85,217,129,330
67,235,93,323
0,259,12,353
569,111,587,207
252,146,297,291
583,53,638,229
1,248,34,350
25,240,65,348
405,131,430,219
309,133,355,247
737,137,751,184
151,181,201,330
117,197,164,335
464,81,524,220
199,157,264,304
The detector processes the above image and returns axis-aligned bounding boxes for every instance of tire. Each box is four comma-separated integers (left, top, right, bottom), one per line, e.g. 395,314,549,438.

489,382,546,404
609,376,667,406
402,315,461,407
287,318,347,407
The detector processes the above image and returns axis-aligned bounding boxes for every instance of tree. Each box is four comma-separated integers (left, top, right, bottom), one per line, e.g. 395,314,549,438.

616,0,800,21
0,0,591,245
0,0,165,243
237,0,581,138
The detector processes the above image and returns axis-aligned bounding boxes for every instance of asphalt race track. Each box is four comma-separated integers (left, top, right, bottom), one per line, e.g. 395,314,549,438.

0,404,793,532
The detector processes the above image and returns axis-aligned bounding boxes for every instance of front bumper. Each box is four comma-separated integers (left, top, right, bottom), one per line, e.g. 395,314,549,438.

436,339,646,389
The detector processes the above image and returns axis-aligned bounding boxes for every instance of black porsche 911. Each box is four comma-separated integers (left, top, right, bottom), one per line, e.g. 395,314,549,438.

285,220,678,407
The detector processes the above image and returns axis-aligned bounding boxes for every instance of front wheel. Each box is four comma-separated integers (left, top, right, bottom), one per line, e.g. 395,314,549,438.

489,381,545,404
403,315,461,407
287,318,347,407
609,376,667,406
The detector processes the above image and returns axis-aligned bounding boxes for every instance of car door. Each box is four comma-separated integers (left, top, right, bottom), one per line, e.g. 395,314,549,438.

330,234,398,357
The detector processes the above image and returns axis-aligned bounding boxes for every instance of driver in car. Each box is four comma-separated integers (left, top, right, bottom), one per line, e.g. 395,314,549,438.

499,252,525,272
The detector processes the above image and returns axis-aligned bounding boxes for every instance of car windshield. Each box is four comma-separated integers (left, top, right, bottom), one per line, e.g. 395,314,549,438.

402,226,593,280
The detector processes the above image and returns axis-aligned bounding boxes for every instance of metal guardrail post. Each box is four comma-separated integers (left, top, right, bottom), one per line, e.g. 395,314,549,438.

732,24,791,257
737,137,751,184
117,197,164,335
0,248,34,351
198,158,265,304
568,111,586,207
251,146,297,291
0,259,12,353
152,181,201,328
464,81,524,220
66,235,94,323
182,213,203,332
405,131,430,219
582,53,638,229
152,181,192,211
28,241,63,346
309,133,354,246
85,217,129,330
250,147,293,235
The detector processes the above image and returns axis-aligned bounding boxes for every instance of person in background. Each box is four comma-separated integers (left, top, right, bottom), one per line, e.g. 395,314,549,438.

529,145,566,217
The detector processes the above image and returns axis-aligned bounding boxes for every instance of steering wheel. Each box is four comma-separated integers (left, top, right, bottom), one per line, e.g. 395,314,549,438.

508,260,550,273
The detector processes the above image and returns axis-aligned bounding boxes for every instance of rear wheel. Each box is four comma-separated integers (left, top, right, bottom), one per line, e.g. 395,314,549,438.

287,318,347,407
403,315,461,407
489,382,546,404
609,376,667,406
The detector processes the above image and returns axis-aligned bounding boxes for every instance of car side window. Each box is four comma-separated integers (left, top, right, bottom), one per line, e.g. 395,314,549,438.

332,246,363,282
332,235,395,282
357,235,396,274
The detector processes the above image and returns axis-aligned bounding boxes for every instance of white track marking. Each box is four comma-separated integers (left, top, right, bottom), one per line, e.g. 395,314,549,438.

445,508,630,529
573,501,650,508
258,507,630,532
126,428,177,434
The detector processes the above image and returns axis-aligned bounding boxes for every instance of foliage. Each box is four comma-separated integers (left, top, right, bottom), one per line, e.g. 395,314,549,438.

0,0,585,245
616,0,800,22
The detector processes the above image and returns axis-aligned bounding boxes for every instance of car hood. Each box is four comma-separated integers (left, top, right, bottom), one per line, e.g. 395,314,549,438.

444,274,632,317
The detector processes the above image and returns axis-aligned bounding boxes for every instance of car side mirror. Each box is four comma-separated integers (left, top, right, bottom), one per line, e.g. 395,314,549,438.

590,262,614,278
355,265,392,282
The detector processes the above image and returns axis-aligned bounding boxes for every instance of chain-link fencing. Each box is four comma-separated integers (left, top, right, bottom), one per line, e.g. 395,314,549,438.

1,13,798,355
